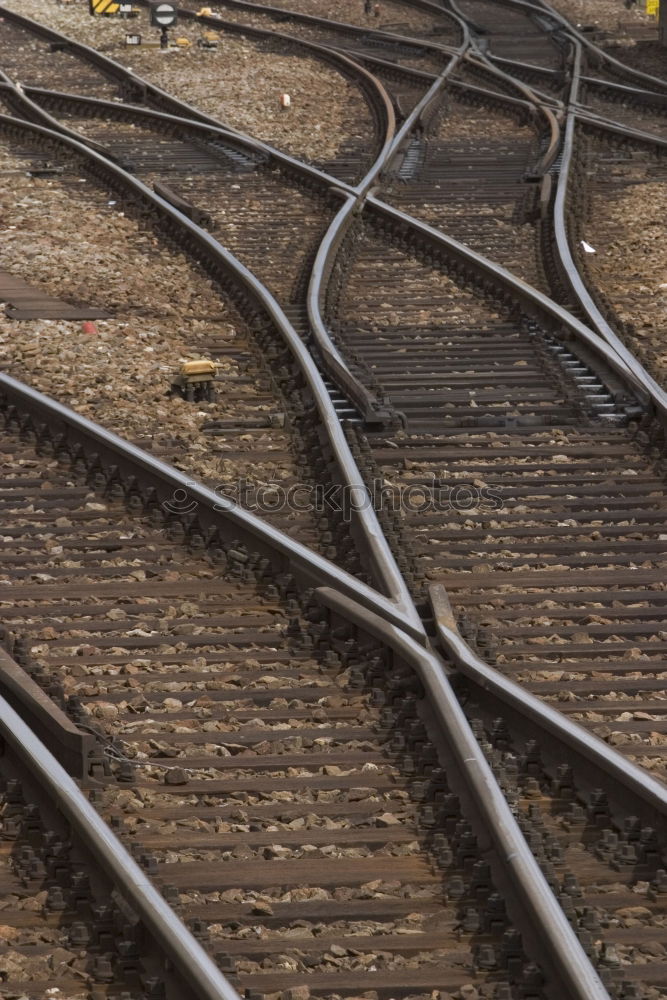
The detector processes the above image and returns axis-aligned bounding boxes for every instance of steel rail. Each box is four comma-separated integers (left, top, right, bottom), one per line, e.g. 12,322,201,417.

20,57,660,509
0,690,243,1000
0,366,419,635
552,40,667,421
0,9,418,611
0,105,612,1000
581,74,667,108
460,54,565,112
0,69,119,159
314,587,611,1000
0,74,392,425
22,15,661,514
130,0,399,157
446,0,566,43
450,76,537,109
0,110,420,631
10,84,356,194
429,585,667,824
7,83,395,424
363,43,470,192
0,98,616,994
443,0,667,413
325,45,444,85
0,88,614,996
487,52,563,82
0,357,619,1000
0,11,662,995
308,48,564,119
3,79,391,420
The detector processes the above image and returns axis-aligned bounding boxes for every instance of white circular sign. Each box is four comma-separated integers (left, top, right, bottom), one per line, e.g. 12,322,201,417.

153,2,176,25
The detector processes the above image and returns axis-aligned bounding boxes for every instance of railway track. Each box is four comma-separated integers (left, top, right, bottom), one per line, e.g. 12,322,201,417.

0,686,238,1000
19,94,344,330
0,1,392,183
0,1,666,998
313,2,667,783
325,196,667,733
0,413,533,999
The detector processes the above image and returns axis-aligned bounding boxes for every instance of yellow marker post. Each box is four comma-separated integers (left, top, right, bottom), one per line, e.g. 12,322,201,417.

89,0,121,13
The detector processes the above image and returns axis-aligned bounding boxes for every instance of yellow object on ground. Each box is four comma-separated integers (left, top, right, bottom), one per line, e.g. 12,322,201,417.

90,0,120,13
180,360,217,377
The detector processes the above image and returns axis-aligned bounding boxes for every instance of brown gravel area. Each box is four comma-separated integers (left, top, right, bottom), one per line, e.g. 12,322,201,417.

0,143,316,534
1,0,373,165
583,152,667,388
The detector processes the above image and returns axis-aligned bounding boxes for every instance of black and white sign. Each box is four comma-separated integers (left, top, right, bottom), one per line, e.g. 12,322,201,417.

150,1,177,26
125,32,141,43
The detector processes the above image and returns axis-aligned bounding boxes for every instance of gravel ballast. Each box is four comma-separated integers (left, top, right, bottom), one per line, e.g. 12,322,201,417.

582,153,667,389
